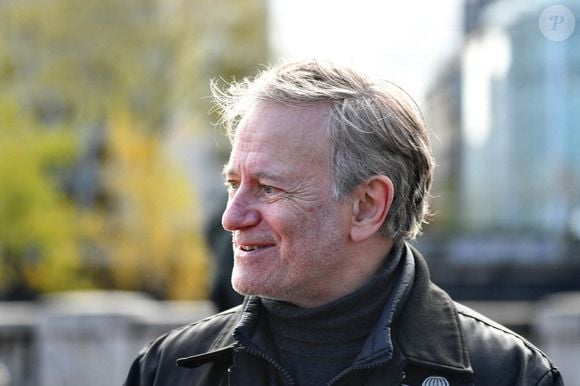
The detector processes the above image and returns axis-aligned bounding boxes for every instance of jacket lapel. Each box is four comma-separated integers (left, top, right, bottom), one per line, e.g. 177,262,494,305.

175,298,248,369
395,244,473,382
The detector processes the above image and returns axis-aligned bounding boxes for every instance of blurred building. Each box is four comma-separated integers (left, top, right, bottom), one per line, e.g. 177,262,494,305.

464,0,498,34
423,0,580,300
426,0,580,238
424,54,462,227
461,0,580,237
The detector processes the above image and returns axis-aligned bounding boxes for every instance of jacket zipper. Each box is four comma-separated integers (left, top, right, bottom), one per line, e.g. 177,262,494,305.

227,365,233,385
328,360,406,386
238,345,296,385
399,370,407,385
328,362,382,385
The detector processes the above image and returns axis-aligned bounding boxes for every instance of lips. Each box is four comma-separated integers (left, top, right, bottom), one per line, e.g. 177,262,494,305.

232,232,276,253
240,245,266,252
238,243,274,252
234,235,275,253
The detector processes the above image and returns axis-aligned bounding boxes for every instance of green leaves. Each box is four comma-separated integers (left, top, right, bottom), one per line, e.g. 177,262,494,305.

0,98,81,294
0,0,267,299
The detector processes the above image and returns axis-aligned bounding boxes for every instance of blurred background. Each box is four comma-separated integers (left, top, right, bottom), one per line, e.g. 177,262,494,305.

0,0,579,385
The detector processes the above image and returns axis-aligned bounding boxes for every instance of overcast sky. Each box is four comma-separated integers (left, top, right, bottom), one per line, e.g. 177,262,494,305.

266,0,463,107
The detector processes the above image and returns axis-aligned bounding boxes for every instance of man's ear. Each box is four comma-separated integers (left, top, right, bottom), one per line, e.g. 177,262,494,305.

350,175,394,242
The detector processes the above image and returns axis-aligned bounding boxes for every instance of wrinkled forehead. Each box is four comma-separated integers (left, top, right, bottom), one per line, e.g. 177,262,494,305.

225,102,333,179
232,101,332,152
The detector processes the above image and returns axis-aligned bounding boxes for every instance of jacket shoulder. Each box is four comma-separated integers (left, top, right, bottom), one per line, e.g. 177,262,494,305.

455,302,563,386
124,305,242,386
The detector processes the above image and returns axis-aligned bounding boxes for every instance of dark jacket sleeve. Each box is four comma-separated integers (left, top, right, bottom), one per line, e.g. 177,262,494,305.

123,306,243,386
536,368,564,386
456,304,565,386
124,353,146,386
123,338,164,386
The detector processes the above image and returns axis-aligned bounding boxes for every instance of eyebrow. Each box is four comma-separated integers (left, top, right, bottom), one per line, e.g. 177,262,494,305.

221,164,233,178
221,165,285,183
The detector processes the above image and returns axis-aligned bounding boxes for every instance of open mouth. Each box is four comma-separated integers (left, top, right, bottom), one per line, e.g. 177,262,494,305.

239,245,270,252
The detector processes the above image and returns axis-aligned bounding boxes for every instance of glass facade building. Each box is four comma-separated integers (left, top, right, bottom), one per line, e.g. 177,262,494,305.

460,0,580,236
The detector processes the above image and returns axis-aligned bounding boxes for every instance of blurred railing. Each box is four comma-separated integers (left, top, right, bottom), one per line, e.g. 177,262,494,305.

0,291,578,385
0,292,215,386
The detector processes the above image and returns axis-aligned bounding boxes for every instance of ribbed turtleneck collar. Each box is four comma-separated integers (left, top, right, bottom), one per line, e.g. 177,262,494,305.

262,242,403,352
258,243,404,385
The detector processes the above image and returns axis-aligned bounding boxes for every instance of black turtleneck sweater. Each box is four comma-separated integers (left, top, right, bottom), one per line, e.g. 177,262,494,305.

261,244,403,386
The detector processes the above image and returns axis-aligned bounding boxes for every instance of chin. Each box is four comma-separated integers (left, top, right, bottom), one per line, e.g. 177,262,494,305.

232,274,261,297
232,277,282,301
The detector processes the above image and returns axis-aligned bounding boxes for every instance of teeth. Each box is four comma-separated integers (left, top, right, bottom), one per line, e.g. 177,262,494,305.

241,245,261,251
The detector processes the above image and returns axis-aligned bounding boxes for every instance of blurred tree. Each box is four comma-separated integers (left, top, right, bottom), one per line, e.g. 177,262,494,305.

0,99,87,298
0,0,268,299
0,0,172,129
0,0,268,132
82,111,209,299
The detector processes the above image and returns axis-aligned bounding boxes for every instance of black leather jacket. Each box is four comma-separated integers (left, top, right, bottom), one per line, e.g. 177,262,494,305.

124,244,563,386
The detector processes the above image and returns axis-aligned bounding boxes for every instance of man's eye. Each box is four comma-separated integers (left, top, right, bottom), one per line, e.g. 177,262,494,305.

226,181,239,192
263,185,277,195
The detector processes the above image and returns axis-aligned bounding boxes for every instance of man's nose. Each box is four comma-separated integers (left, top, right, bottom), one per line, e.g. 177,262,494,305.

222,190,260,231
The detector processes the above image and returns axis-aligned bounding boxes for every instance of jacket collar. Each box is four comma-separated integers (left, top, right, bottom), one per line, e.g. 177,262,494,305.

178,242,473,378
395,243,472,376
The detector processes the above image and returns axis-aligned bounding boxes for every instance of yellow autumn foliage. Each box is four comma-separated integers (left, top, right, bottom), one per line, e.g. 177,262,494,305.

0,0,267,299
92,111,209,299
0,98,88,294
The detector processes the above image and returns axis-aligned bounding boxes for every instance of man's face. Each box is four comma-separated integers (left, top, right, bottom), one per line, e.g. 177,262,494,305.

222,102,354,307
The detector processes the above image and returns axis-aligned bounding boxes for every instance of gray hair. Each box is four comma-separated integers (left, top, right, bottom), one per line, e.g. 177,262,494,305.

211,60,434,241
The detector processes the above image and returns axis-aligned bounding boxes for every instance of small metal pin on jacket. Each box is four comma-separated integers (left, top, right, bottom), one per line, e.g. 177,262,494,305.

422,376,450,386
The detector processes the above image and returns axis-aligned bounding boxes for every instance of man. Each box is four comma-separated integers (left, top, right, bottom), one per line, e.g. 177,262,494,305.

124,60,563,385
